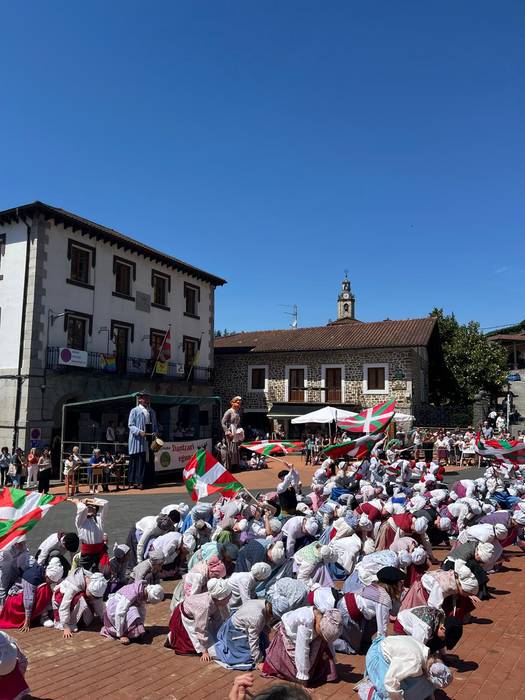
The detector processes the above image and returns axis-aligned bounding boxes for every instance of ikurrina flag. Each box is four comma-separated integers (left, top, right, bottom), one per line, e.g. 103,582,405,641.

183,449,245,502
474,433,525,465
337,399,397,434
241,440,304,456
0,488,66,551
322,432,384,460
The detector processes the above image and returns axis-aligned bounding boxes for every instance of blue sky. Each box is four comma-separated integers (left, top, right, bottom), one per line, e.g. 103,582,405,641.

1,2,523,333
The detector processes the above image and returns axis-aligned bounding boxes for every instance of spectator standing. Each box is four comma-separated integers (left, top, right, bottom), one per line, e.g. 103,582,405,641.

482,421,494,440
37,447,52,494
26,448,39,488
10,449,26,488
106,421,116,443
0,447,10,487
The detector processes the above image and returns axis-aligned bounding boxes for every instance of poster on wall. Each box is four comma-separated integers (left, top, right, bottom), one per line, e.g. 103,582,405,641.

154,438,212,472
58,348,88,368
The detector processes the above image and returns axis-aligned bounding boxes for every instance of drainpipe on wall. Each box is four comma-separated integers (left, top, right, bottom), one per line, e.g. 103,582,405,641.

12,211,32,452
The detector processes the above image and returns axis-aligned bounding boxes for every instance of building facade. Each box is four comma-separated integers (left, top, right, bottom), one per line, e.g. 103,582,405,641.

0,201,225,451
215,279,440,436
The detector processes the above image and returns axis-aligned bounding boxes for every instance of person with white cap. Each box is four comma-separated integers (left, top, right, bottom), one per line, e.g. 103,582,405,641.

100,579,164,644
443,541,497,572
262,605,343,685
0,630,30,699
226,563,271,611
0,541,35,613
166,578,232,660
211,597,274,670
135,512,178,564
358,635,452,700
293,542,337,584
104,543,131,595
334,566,405,654
281,516,319,558
130,549,165,586
52,568,107,638
328,528,363,575
0,557,64,631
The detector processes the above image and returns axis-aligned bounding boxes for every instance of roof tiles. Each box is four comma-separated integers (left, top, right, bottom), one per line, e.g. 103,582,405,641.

215,317,437,353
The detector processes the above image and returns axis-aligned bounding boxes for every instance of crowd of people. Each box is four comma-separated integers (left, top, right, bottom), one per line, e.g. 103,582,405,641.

1,425,525,699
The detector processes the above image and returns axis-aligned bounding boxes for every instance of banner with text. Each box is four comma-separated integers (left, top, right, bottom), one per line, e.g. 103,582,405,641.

154,438,212,472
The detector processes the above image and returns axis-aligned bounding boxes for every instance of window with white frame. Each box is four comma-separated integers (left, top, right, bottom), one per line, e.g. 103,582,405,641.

363,363,389,394
248,365,268,392
321,364,345,403
285,365,308,402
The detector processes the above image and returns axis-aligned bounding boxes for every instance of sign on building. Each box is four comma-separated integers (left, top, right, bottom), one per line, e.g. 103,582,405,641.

154,438,212,472
58,348,88,368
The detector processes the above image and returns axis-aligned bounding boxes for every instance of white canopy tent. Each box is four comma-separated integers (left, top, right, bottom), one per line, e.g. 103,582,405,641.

290,405,415,438
290,406,357,425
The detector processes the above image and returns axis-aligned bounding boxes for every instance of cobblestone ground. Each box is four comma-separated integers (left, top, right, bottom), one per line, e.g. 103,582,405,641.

12,457,524,699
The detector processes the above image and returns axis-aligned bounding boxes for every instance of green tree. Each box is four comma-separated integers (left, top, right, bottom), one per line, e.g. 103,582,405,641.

430,308,508,403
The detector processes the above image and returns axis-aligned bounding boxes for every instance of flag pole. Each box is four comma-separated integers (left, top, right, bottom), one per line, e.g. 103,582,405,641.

150,325,171,379
185,331,204,383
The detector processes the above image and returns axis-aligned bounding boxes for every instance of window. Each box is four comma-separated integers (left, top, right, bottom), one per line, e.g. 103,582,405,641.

150,329,166,359
67,240,96,288
70,246,90,284
286,366,306,402
67,316,87,350
183,336,199,368
322,366,343,403
363,363,389,394
152,271,170,307
249,366,268,392
184,282,200,317
115,260,132,295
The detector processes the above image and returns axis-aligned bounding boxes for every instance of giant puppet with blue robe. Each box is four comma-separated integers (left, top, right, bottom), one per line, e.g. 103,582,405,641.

127,391,158,489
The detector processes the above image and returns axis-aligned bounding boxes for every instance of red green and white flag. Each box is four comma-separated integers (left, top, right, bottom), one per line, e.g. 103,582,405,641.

183,449,245,502
337,399,397,434
474,433,525,465
240,440,304,456
0,488,66,551
322,432,384,460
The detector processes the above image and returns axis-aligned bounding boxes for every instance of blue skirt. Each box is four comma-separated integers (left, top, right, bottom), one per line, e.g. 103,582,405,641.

213,618,267,670
365,636,435,700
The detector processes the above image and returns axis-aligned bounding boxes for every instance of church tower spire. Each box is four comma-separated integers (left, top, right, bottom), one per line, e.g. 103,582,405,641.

337,271,355,321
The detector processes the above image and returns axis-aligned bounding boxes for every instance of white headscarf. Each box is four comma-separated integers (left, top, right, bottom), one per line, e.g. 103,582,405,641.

413,517,428,533
475,542,495,563
87,572,107,598
146,584,165,604
45,556,64,583
268,541,285,565
207,578,231,600
304,519,319,536
456,564,478,595
250,562,271,581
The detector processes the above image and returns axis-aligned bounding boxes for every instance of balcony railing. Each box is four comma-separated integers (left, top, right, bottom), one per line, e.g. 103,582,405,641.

46,346,213,384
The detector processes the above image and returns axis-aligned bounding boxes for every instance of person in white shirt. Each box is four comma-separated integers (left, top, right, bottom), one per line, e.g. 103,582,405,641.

281,516,319,558
71,498,108,572
226,563,271,611
262,605,343,685
358,635,452,700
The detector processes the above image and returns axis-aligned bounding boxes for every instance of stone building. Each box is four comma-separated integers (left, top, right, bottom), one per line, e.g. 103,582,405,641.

0,201,225,452
214,277,441,436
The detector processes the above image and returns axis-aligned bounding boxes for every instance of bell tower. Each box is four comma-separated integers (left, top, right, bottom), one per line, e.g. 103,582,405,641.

337,271,355,321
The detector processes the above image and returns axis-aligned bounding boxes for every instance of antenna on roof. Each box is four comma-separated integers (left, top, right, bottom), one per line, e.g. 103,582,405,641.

279,304,299,329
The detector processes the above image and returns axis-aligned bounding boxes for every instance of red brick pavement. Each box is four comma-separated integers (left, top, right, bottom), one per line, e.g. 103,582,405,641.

47,454,471,497
8,543,525,700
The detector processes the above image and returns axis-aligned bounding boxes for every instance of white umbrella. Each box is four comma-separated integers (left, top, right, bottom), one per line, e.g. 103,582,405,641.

291,406,357,424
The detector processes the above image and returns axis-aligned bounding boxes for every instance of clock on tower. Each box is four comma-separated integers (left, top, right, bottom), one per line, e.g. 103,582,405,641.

337,272,355,321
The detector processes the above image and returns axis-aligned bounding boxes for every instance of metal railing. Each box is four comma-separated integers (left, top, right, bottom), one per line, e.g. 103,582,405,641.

46,346,213,383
